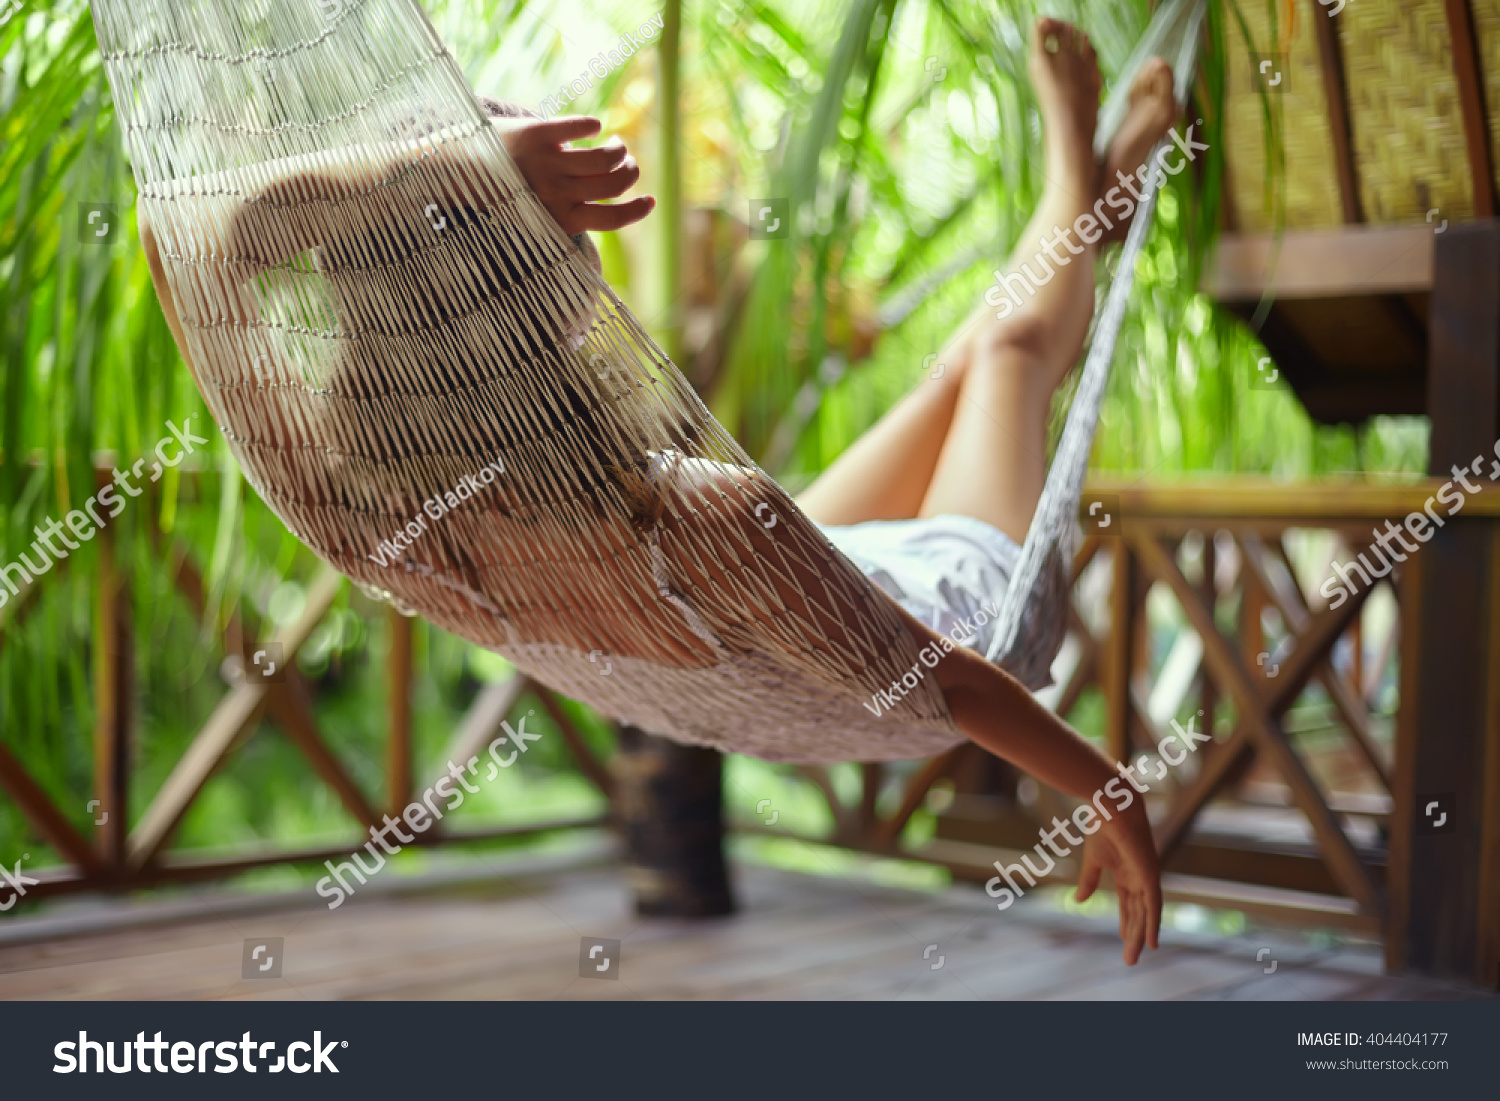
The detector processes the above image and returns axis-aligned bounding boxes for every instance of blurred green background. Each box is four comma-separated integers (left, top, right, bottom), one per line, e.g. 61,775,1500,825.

0,0,1422,891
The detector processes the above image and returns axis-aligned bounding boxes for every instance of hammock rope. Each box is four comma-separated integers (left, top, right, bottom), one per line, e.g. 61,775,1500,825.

93,0,1202,764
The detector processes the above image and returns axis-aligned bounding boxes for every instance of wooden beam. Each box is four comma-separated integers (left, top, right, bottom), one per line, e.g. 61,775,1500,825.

16,816,609,901
1387,545,1424,975
1394,223,1500,985
386,610,413,814
126,567,344,870
1442,0,1497,218
0,742,102,875
1105,539,1136,763
93,517,131,870
1157,727,1255,859
1051,607,1099,720
125,682,269,871
858,762,882,832
1311,2,1362,224
1238,535,1391,791
875,748,960,848
1205,226,1435,300
1082,477,1500,521
795,763,853,839
428,676,530,791
1480,525,1500,988
265,674,381,830
1133,534,1383,915
534,689,614,799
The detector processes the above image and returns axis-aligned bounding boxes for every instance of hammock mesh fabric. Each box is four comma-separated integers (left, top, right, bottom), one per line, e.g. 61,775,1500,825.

92,0,1198,764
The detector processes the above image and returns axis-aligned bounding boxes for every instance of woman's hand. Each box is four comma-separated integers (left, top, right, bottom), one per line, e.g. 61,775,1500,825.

1076,801,1162,965
493,115,655,235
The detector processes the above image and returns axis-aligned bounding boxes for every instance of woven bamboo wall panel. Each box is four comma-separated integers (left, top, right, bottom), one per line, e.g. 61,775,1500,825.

1341,0,1473,224
1477,0,1500,199
1222,0,1342,231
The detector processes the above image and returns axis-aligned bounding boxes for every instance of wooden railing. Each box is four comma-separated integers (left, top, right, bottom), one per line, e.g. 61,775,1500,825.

3,476,1498,984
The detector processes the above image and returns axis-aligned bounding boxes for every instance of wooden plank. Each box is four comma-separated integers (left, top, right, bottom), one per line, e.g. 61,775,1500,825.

1160,873,1378,935
125,683,269,871
1386,547,1423,974
1156,727,1253,859
93,518,131,869
0,743,102,875
265,675,380,830
858,763,883,835
1105,540,1136,763
1071,532,1102,582
428,676,530,791
1396,222,1500,984
1083,477,1500,520
387,610,413,814
1480,525,1500,988
1311,3,1362,224
1238,535,1391,790
1051,607,1098,720
1132,534,1383,915
1427,224,1500,475
795,764,853,840
874,748,959,848
15,817,609,901
535,689,614,799
1442,0,1497,218
1204,226,1434,301
126,567,344,870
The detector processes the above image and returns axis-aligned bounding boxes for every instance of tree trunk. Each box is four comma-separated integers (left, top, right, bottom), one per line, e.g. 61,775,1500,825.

614,724,734,918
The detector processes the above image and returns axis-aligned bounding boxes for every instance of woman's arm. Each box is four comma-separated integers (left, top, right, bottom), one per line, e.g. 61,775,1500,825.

926,616,1163,964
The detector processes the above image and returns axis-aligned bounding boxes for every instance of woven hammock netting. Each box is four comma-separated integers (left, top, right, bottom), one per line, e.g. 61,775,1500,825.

92,0,1201,764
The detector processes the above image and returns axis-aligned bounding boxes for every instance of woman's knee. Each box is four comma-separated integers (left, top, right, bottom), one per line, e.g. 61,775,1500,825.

969,312,1053,367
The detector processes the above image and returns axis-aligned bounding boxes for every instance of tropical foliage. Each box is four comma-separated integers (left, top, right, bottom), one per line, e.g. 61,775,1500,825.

0,0,1423,877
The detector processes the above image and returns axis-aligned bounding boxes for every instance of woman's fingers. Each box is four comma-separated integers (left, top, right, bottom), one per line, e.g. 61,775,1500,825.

564,195,656,234
508,115,603,150
563,158,640,203
556,137,628,177
1075,852,1103,902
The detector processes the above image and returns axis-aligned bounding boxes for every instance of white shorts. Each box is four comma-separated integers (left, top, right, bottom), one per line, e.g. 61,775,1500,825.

819,513,1056,691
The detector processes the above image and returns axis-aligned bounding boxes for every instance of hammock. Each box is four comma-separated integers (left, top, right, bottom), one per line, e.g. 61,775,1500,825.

92,0,1202,764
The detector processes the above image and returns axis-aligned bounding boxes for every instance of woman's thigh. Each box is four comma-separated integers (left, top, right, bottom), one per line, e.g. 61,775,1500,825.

794,345,971,526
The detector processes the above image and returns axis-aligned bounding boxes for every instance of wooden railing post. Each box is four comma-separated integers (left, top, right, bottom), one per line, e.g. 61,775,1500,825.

1105,539,1136,763
93,502,132,872
1391,220,1500,988
387,609,414,815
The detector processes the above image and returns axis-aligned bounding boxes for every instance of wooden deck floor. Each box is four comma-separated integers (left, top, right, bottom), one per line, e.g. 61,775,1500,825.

0,847,1491,1001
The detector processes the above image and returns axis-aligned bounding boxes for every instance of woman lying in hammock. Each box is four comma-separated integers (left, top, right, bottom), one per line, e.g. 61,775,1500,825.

140,19,1173,963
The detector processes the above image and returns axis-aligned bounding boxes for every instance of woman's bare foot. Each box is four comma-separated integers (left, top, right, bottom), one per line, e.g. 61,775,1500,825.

1027,18,1101,197
1096,57,1178,242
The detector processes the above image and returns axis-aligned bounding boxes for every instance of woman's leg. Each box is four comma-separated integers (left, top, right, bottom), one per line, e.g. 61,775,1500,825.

793,341,972,526
918,25,1176,544
799,21,1174,538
